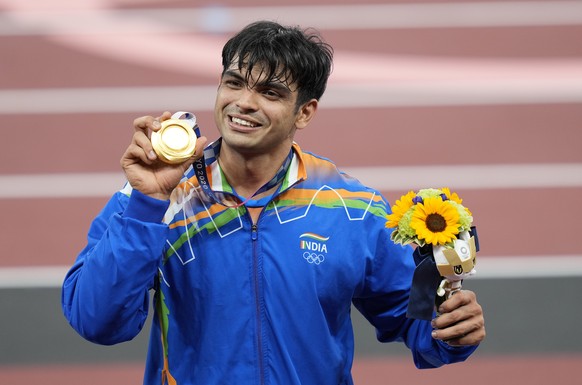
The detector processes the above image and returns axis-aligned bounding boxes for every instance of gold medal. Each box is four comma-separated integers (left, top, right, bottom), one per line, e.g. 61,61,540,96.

151,118,197,164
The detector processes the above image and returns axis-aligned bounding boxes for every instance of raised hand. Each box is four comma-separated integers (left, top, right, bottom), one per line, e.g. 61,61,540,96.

120,111,208,200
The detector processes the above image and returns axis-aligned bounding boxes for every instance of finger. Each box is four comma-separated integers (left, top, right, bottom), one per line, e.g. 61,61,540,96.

122,144,154,167
193,136,208,159
431,298,485,346
436,321,486,347
153,111,173,132
128,131,157,163
432,314,481,342
433,297,482,330
157,111,172,123
133,115,154,130
173,136,209,172
438,290,475,314
133,111,172,134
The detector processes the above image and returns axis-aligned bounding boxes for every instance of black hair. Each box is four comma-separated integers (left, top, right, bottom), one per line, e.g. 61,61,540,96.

221,20,334,108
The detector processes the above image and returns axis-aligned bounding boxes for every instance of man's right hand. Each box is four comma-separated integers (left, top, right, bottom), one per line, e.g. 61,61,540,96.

121,111,208,201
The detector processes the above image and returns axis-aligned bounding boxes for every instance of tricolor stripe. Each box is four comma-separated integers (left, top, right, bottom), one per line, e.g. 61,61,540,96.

299,233,330,242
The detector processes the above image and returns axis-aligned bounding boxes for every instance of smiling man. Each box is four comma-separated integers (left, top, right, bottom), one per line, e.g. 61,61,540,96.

62,21,485,385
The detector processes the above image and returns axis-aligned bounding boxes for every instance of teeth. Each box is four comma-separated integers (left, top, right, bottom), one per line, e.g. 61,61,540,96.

232,117,257,127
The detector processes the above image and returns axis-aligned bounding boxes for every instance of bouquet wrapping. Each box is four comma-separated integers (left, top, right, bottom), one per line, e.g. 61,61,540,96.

386,188,479,320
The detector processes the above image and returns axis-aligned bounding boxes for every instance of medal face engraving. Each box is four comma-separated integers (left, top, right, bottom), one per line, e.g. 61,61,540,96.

152,119,197,164
161,125,189,151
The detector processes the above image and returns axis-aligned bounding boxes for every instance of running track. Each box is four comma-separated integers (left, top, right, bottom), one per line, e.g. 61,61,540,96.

1,0,581,384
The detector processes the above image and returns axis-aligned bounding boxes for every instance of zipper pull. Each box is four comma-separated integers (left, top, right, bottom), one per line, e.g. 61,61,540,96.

251,224,258,241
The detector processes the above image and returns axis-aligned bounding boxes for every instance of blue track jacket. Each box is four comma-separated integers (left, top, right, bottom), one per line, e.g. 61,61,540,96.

62,143,477,384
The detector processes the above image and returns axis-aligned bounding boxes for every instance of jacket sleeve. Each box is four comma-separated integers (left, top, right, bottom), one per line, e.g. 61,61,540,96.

352,214,478,369
61,188,170,345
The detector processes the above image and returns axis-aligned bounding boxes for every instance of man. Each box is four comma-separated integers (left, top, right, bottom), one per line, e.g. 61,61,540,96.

62,20,485,384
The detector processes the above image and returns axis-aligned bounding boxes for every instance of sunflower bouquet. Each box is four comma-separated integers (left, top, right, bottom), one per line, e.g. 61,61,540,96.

386,188,478,316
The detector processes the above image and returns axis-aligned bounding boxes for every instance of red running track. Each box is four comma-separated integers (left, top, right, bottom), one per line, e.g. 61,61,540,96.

1,1,581,384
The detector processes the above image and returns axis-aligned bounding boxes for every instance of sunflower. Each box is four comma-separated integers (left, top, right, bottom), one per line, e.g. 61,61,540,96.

440,187,462,204
386,190,416,228
442,187,473,217
410,196,460,246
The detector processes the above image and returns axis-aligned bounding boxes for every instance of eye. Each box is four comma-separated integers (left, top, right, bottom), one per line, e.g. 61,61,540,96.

223,78,243,89
262,89,281,99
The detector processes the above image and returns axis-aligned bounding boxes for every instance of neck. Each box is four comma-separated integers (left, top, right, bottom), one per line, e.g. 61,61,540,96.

218,145,293,198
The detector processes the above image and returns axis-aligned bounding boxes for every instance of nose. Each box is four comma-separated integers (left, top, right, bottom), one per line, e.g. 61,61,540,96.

236,87,259,112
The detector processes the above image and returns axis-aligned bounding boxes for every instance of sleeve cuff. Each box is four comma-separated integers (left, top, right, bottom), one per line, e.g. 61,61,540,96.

122,189,170,223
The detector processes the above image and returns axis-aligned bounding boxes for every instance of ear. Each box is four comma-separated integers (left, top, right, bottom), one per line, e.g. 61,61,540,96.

295,99,318,130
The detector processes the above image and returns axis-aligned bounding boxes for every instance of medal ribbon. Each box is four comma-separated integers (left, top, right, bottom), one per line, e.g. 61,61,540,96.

172,111,293,208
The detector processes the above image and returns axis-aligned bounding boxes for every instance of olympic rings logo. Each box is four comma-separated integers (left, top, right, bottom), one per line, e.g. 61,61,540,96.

303,252,325,265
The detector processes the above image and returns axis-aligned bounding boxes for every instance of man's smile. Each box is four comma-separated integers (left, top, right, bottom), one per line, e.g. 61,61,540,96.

230,115,260,128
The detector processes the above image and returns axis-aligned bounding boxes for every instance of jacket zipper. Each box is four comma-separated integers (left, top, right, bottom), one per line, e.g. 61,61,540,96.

251,223,265,385
248,179,304,384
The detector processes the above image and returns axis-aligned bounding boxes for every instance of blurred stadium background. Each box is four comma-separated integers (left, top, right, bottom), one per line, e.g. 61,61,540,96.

1,0,581,384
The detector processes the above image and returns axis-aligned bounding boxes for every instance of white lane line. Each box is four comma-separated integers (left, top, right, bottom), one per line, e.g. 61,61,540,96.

0,266,67,288
0,172,128,198
1,255,581,288
342,163,582,192
325,79,582,107
0,86,216,114
1,1,582,37
2,76,582,115
1,164,581,199
475,256,582,279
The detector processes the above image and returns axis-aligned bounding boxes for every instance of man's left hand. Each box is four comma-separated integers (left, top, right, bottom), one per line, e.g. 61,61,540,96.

430,290,486,347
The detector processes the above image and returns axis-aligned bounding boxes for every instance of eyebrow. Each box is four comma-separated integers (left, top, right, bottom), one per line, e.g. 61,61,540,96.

222,69,293,94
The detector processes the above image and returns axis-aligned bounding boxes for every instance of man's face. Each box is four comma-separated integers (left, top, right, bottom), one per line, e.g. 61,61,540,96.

214,61,310,158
